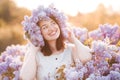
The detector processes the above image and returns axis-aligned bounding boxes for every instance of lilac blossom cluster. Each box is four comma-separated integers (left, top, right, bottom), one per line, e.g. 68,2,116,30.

22,5,68,47
89,24,120,44
56,40,120,80
73,27,88,43
73,24,120,46
55,24,120,80
0,23,120,80
0,45,26,80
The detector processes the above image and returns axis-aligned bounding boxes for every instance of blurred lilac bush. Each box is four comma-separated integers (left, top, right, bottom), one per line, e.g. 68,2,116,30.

0,45,26,80
0,23,120,80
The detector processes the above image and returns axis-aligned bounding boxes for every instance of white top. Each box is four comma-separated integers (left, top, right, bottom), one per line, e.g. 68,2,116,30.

20,40,91,80
36,44,73,80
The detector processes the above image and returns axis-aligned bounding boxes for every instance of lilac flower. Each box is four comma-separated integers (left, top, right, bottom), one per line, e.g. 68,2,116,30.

85,60,95,74
109,71,120,80
0,62,8,74
75,59,83,69
86,73,111,80
5,55,13,64
0,44,26,79
13,71,20,80
73,27,88,43
102,51,112,60
108,45,118,52
111,63,120,71
88,29,104,40
99,24,118,38
78,67,87,79
115,55,120,63
1,19,120,80
91,40,108,57
110,30,120,44
3,76,9,80
86,73,97,80
64,67,79,80
0,53,7,61
22,5,68,47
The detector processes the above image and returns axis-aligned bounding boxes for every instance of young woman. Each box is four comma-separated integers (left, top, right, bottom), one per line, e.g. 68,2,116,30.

20,5,92,80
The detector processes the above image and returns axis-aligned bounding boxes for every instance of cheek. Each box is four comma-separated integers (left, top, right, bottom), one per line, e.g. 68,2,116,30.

58,29,60,35
41,30,46,37
41,30,49,40
57,27,61,34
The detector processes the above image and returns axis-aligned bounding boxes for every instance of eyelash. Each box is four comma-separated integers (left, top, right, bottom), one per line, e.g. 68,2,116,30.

50,21,56,25
42,22,56,30
42,26,47,29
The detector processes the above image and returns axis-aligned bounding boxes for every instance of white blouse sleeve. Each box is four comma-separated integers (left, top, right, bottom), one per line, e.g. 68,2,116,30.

72,38,92,63
19,42,39,80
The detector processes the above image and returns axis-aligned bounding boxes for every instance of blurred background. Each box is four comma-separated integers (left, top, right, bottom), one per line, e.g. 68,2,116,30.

0,0,120,53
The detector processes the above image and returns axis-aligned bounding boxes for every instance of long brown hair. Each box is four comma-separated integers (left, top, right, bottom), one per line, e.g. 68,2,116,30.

38,16,65,56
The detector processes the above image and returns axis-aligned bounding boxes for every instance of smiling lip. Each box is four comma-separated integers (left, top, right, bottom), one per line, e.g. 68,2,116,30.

49,30,57,36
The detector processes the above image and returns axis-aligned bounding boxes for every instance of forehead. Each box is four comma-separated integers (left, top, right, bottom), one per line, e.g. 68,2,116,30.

38,17,54,26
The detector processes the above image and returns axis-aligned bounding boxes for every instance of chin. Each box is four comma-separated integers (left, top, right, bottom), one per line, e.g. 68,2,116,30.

50,36,59,40
48,35,60,41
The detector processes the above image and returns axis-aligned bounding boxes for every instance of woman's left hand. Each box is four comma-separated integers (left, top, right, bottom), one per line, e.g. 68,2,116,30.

67,28,76,44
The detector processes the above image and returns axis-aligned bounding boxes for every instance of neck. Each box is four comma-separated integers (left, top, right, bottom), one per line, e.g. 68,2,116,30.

48,40,57,52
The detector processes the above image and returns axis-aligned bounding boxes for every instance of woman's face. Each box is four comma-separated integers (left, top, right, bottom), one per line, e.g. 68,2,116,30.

38,18,60,41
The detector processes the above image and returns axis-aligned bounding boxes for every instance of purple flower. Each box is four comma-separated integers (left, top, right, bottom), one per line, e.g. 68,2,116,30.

115,55,120,63
0,44,26,79
73,27,88,42
0,62,8,74
99,24,119,39
64,67,79,80
13,71,20,80
91,40,108,57
109,71,120,80
22,5,68,47
89,29,104,40
3,76,9,80
111,63,120,71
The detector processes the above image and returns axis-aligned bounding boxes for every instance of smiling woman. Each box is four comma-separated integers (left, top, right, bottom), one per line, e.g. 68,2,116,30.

19,5,92,80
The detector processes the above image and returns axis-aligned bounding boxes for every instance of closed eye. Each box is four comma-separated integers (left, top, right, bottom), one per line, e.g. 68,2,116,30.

41,25,48,30
51,21,56,25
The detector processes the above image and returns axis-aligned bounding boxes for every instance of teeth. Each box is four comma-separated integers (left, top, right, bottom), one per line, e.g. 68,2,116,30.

50,31,56,36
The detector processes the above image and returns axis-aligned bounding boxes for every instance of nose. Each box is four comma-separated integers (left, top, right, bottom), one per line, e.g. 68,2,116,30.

48,24,54,31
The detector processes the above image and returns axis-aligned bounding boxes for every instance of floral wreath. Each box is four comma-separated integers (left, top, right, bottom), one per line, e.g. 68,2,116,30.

22,5,68,47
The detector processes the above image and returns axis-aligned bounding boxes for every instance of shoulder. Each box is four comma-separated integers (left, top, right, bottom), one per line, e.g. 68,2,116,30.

24,41,40,58
26,41,40,53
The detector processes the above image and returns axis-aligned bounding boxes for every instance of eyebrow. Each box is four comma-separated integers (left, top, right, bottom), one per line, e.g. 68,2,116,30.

41,24,47,27
51,20,55,23
41,20,55,27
